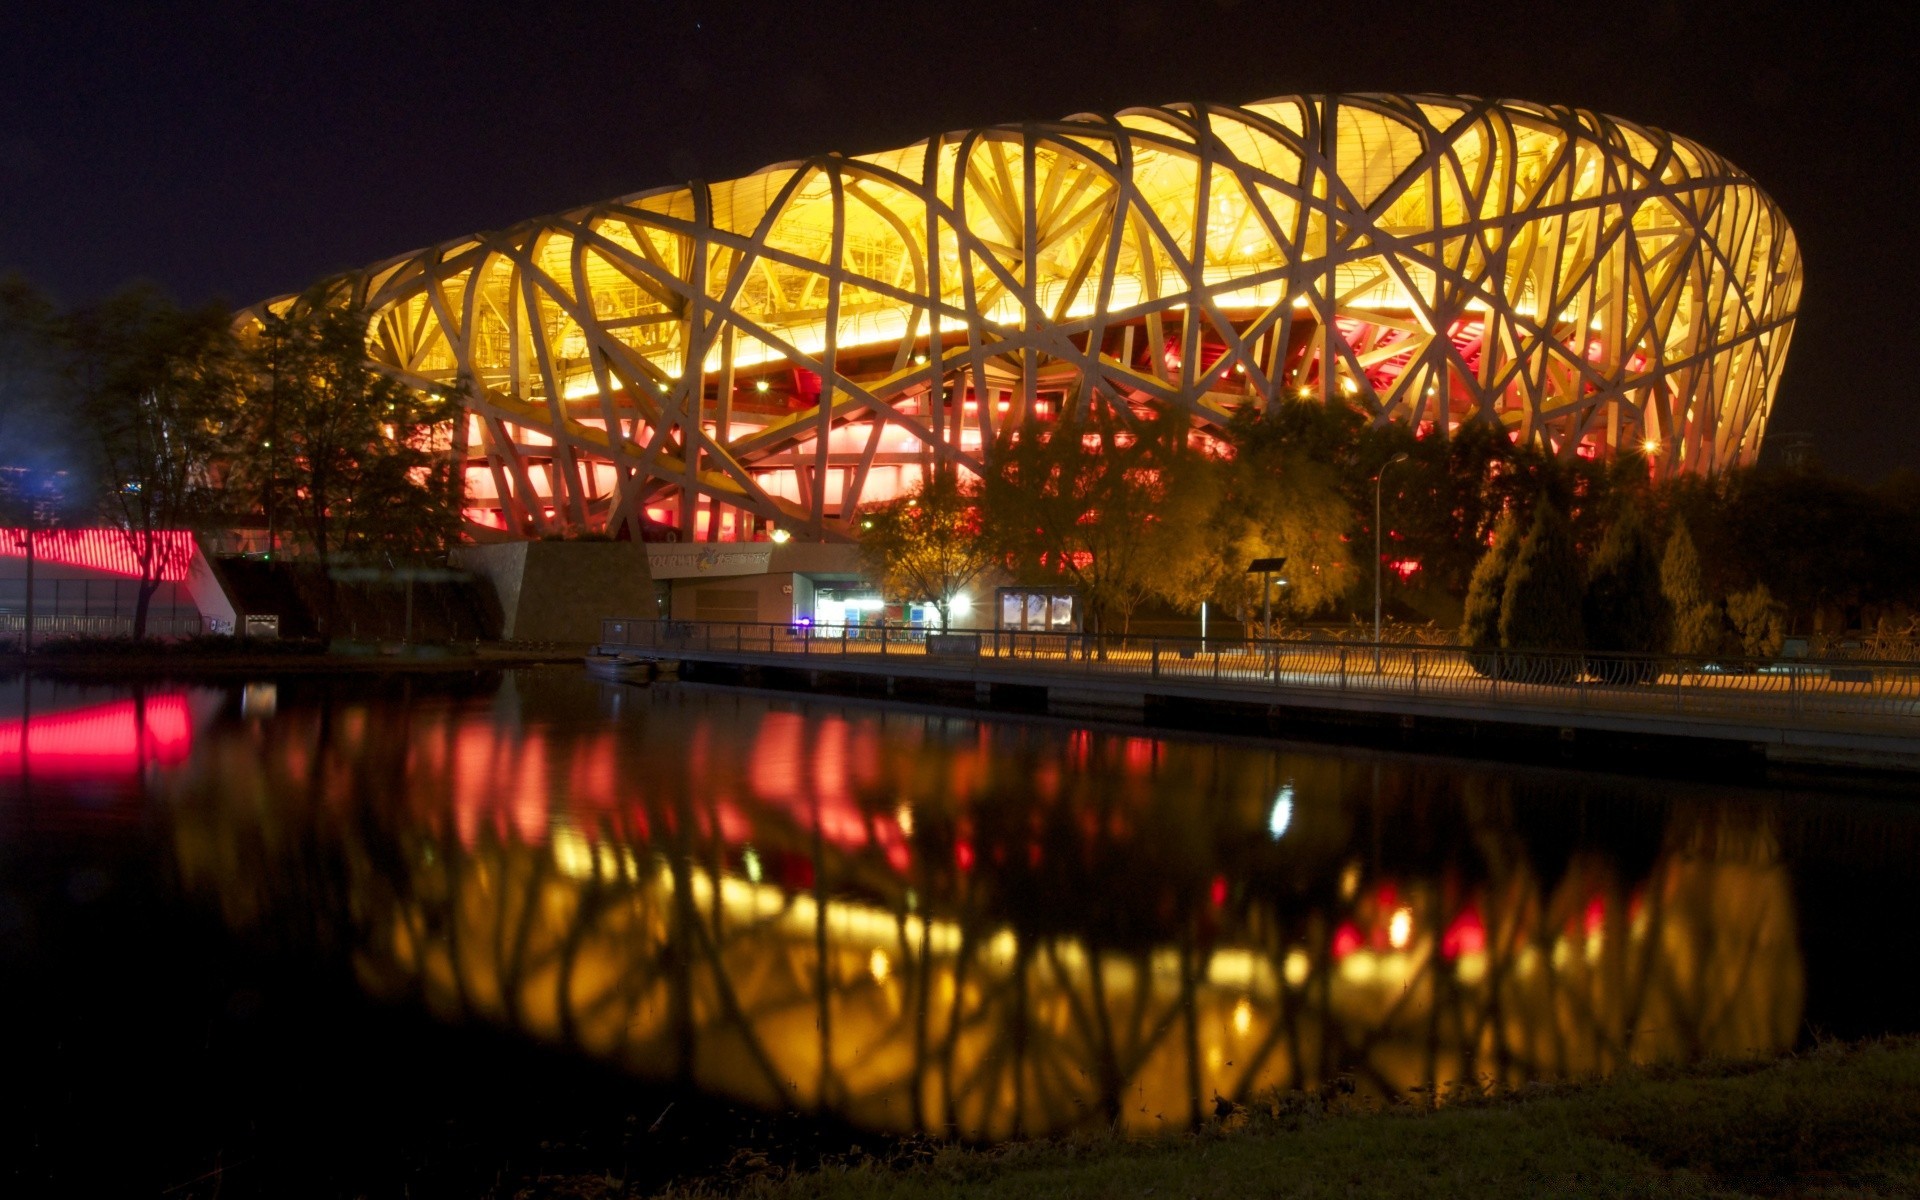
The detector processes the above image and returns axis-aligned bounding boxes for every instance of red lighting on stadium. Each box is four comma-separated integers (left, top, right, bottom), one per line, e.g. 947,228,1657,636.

0,529,195,581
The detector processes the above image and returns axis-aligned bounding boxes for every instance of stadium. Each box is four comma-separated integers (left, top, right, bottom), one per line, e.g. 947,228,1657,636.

248,93,1801,544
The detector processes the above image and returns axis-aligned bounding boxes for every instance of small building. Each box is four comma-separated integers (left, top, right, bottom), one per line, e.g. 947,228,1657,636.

0,529,234,641
650,542,998,631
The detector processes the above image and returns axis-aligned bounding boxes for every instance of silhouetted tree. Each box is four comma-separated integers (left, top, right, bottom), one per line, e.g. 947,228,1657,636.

67,285,242,638
1661,519,1720,656
1584,506,1670,679
1461,511,1522,674
1500,502,1584,666
235,294,462,637
980,403,1210,638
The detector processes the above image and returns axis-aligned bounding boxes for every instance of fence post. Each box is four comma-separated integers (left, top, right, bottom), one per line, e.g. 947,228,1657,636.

881,624,888,656
1411,651,1420,695
1151,640,1160,678
769,626,775,655
1339,647,1347,691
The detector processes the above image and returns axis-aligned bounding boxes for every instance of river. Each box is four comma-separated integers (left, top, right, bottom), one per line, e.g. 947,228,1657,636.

1,667,1913,1195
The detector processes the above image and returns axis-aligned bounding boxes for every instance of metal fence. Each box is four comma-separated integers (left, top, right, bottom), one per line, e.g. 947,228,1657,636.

599,617,1920,735
0,613,206,643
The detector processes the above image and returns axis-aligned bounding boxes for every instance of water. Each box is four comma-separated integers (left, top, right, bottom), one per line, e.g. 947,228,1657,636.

2,667,1916,1195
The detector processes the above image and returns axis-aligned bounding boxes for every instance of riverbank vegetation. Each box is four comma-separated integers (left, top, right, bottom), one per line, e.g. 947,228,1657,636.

635,1038,1920,1199
0,276,464,641
861,394,1920,653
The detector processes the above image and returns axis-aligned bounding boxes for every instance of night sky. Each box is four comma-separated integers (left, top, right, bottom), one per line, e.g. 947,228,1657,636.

2,0,1912,477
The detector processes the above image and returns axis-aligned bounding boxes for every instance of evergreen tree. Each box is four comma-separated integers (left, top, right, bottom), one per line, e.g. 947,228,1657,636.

1661,518,1721,656
1584,506,1670,680
1460,510,1522,675
1500,502,1585,675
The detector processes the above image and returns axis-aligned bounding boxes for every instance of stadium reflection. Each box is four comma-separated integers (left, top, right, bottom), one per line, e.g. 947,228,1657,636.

165,674,1802,1138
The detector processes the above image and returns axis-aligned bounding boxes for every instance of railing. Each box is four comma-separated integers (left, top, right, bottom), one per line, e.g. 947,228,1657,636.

0,613,206,643
596,618,1920,735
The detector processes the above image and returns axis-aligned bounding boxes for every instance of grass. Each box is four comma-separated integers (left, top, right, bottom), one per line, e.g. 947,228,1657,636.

528,1038,1920,1199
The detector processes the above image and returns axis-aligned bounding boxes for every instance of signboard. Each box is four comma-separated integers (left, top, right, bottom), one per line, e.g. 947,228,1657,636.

645,544,773,580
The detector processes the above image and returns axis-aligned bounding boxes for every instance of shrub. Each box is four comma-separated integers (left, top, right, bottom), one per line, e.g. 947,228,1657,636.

1726,584,1787,657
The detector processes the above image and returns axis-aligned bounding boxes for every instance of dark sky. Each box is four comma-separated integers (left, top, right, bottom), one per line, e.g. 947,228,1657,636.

2,0,1913,476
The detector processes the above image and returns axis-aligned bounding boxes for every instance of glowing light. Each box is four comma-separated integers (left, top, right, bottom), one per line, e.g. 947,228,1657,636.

1268,785,1294,839
1291,295,1310,308
769,528,792,544
1642,438,1660,453
1388,906,1413,950
869,948,891,983
1332,922,1363,958
741,846,763,882
1442,908,1487,958
948,593,972,614
754,379,770,393
1338,862,1361,900
894,803,914,837
1282,948,1310,987
0,528,195,581
0,694,193,777
1232,997,1252,1036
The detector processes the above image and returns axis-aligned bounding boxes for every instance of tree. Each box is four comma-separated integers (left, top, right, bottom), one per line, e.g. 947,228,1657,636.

1584,506,1670,679
1203,409,1355,628
0,275,80,648
67,285,241,638
1499,502,1585,666
235,295,463,636
979,403,1209,639
1661,518,1720,656
856,471,997,630
1461,510,1522,673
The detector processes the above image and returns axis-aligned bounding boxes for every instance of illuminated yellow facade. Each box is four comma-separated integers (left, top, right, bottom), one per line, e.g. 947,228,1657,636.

254,94,1801,540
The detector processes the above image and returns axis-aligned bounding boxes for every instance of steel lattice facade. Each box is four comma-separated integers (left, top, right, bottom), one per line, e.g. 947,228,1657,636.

250,93,1801,542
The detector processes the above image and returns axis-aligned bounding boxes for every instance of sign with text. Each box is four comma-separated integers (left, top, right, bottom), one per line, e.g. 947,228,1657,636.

645,544,773,580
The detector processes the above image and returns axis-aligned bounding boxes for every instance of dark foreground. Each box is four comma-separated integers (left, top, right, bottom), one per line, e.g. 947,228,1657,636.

638,1038,1920,1199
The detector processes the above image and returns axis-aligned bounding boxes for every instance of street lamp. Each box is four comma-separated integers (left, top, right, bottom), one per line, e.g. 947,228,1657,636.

1373,452,1410,652
1247,556,1287,639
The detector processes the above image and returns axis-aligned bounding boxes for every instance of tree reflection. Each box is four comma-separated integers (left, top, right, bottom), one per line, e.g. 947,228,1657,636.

165,676,1804,1138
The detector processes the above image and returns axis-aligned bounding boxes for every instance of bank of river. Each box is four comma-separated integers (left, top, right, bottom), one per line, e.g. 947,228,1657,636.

650,1037,1920,1198
3,667,1918,1197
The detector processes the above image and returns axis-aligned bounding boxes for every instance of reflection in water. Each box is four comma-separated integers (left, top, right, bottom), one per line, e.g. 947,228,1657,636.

163,673,1802,1139
0,688,194,778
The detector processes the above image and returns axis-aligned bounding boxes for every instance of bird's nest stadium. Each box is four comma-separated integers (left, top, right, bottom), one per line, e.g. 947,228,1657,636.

246,93,1801,542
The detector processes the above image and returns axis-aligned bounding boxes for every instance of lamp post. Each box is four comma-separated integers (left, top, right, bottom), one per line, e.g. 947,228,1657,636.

1373,453,1409,660
1247,556,1287,639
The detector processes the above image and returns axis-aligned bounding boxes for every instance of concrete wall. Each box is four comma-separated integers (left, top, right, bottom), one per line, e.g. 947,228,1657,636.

454,541,656,642
669,571,800,624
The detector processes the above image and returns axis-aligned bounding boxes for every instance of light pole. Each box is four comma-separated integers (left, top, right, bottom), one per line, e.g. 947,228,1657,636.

1373,452,1409,657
